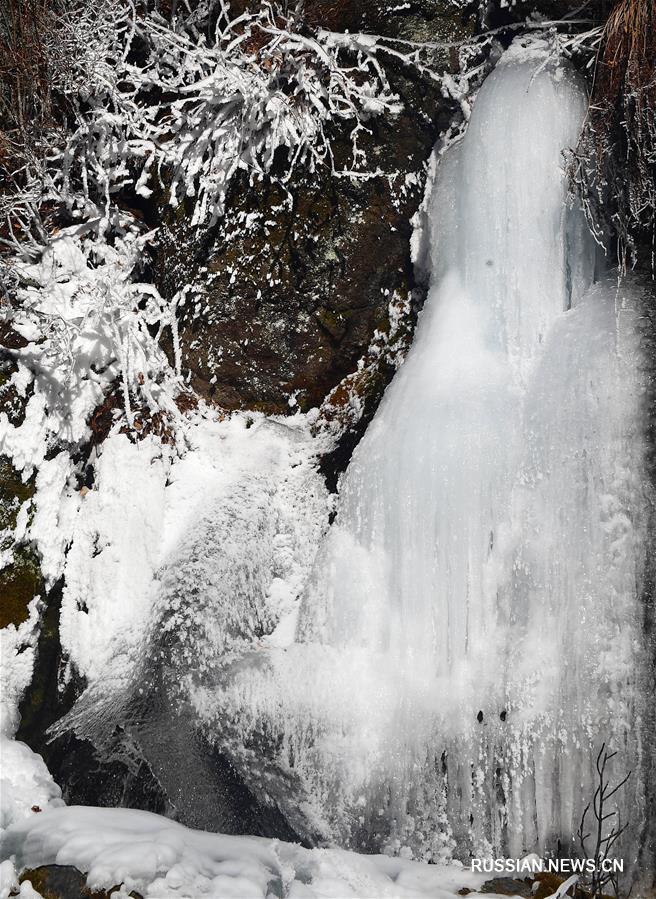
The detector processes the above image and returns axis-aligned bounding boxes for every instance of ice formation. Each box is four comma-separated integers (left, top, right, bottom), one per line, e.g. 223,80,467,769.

195,39,652,868
47,413,331,833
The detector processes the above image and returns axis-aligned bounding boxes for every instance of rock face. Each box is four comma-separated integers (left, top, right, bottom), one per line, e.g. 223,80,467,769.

151,0,609,417
0,457,41,630
0,353,43,630
153,2,476,414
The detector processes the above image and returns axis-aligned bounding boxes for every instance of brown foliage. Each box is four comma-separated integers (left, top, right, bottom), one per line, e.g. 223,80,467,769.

571,0,656,267
0,0,60,253
89,386,203,447
0,0,52,154
602,0,655,99
88,390,124,446
174,390,199,414
88,388,177,445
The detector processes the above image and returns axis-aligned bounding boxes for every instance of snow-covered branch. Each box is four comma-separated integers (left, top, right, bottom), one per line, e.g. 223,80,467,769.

49,1,409,228
3,228,183,451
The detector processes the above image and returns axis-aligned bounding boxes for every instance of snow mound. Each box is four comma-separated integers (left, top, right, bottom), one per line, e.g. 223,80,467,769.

0,742,63,832
0,806,509,899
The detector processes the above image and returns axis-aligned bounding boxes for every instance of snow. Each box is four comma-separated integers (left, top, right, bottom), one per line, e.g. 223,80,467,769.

1,339,330,844
58,433,169,686
0,806,512,899
1,237,331,705
0,228,186,641
38,407,332,844
29,454,76,585
0,251,332,837
0,742,64,831
0,232,184,826
55,413,330,694
0,604,40,741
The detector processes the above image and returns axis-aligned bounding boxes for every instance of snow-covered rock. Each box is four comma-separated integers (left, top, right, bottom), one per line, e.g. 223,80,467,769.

0,806,507,899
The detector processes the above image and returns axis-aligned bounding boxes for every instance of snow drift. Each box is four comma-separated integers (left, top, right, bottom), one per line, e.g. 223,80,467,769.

0,806,510,899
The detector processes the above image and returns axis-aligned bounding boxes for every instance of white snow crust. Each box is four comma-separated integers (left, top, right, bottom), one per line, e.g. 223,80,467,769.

0,806,513,899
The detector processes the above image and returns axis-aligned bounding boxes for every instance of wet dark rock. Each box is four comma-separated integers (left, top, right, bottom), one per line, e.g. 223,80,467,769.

15,577,173,818
18,865,143,899
44,731,172,815
157,136,428,414
0,541,42,630
16,575,302,840
153,3,476,414
0,323,29,350
0,455,41,630
484,0,609,27
0,360,42,630
17,580,78,746
480,877,533,896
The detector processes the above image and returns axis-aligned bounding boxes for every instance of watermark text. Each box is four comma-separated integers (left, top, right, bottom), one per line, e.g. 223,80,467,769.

471,857,624,875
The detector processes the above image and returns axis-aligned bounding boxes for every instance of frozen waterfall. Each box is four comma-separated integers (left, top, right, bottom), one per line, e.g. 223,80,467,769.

199,39,653,867
65,37,652,876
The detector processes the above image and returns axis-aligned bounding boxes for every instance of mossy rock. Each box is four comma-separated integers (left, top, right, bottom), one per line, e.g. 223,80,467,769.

0,543,42,629
0,456,35,531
